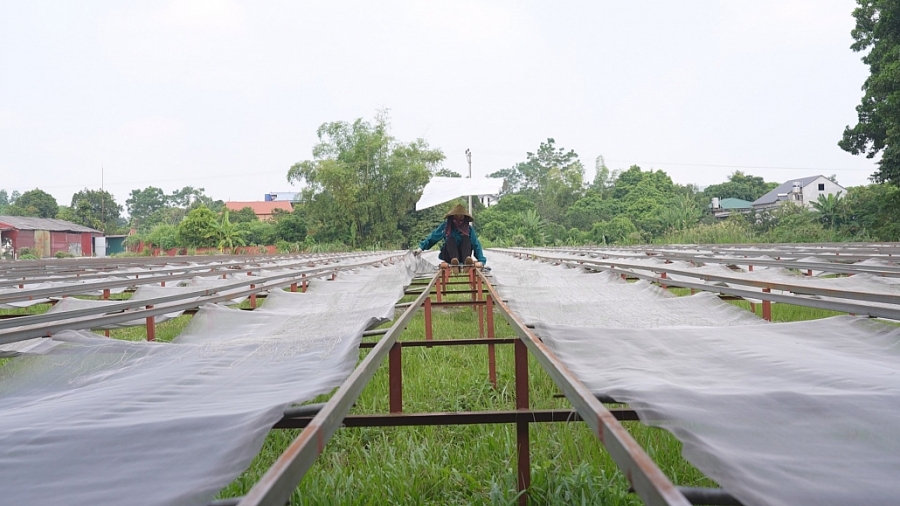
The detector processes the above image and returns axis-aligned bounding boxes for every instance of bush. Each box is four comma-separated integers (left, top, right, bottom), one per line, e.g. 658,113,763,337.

54,251,74,258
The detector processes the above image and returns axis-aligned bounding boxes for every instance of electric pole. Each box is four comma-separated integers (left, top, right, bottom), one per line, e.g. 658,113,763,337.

465,148,472,214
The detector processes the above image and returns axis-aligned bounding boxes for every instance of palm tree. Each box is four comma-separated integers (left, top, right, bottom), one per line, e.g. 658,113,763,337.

811,192,845,228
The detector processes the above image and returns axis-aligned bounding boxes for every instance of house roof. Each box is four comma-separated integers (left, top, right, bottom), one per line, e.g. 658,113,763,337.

0,216,102,233
225,201,293,215
711,198,753,210
752,175,843,206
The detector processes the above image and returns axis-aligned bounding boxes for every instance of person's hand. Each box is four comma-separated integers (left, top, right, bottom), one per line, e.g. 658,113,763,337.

412,248,422,256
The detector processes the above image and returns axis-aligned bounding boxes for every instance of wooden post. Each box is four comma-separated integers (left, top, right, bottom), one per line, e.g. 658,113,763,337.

762,288,772,321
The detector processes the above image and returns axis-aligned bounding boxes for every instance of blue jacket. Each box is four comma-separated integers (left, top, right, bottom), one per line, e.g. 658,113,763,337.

419,222,487,264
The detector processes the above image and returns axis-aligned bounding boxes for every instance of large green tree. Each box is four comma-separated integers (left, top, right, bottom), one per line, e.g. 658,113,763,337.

7,189,59,218
702,171,778,202
176,206,218,247
840,1,900,184
69,189,122,233
126,187,169,228
287,113,444,246
488,138,585,223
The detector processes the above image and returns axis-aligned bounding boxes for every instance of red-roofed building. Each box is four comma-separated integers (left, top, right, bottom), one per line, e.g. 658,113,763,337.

224,201,293,221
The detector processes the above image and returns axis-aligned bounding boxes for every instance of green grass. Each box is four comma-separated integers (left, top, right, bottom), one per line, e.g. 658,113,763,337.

215,287,714,505
666,287,847,321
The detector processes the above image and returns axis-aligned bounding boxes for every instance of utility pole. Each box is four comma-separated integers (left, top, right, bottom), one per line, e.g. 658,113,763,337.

101,166,105,233
465,149,472,215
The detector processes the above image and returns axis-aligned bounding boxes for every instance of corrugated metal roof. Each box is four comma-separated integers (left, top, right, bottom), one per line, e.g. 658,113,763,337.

752,176,827,206
0,216,102,233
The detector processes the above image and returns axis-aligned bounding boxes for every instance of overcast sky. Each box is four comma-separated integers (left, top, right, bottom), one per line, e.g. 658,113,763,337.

0,1,877,209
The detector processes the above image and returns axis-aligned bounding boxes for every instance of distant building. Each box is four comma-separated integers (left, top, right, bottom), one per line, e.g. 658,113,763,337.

264,192,299,202
709,197,753,218
0,216,102,258
752,176,845,211
224,201,293,221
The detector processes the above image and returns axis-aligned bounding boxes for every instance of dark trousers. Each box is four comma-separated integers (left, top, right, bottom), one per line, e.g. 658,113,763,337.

439,234,472,263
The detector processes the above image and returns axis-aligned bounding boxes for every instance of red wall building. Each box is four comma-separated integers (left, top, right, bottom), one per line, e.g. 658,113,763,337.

0,216,102,258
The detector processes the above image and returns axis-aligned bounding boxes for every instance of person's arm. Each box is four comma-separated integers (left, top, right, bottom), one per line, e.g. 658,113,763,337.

419,222,446,250
469,226,487,264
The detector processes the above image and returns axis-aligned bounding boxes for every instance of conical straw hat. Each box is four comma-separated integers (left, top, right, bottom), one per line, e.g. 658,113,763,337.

444,203,473,221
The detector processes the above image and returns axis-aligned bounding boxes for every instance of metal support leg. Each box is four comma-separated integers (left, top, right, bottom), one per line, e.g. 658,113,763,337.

515,338,530,504
487,294,497,389
146,305,156,341
424,297,433,346
389,342,402,413
435,272,442,302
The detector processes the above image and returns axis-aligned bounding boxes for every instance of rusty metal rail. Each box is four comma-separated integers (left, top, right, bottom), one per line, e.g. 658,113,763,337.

235,271,439,506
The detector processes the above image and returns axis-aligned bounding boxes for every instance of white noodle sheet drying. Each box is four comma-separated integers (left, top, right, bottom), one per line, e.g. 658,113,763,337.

0,252,432,506
489,252,900,506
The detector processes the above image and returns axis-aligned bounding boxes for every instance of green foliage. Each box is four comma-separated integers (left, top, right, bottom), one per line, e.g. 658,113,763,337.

844,183,900,239
145,224,179,250
238,220,277,246
54,251,74,258
212,210,247,251
287,112,444,247
7,188,58,218
840,0,900,184
273,210,307,243
657,220,755,244
702,171,778,202
590,216,638,244
126,187,169,228
231,206,259,224
565,192,616,231
488,139,584,223
68,188,123,233
810,191,848,228
176,206,218,247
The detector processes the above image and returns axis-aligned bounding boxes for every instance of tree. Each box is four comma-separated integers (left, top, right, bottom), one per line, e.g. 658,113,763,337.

7,189,59,218
840,1,900,184
702,171,778,202
69,189,122,233
488,139,584,223
810,192,848,229
287,112,444,246
0,189,8,211
211,210,246,251
126,187,169,228
177,206,218,247
230,206,259,224
273,211,307,243
565,192,618,231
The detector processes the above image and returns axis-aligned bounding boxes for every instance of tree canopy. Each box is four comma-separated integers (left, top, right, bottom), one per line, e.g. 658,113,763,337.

840,0,900,184
702,171,778,202
287,112,444,246
7,189,58,218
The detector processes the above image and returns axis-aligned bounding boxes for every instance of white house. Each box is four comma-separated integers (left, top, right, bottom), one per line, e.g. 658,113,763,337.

752,176,845,211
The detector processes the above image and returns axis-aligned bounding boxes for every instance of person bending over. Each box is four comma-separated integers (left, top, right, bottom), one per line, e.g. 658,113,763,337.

414,203,486,269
